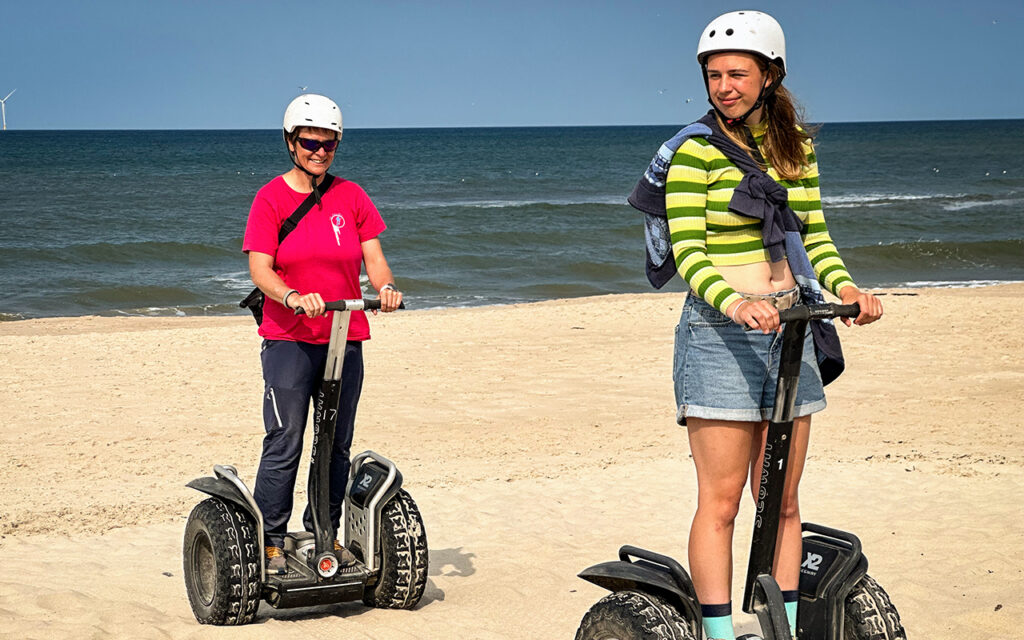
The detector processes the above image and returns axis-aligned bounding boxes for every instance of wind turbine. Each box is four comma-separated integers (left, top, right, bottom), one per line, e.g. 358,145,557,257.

0,89,15,131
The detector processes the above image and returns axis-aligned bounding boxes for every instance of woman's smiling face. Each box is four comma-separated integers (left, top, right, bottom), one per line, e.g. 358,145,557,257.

288,126,338,176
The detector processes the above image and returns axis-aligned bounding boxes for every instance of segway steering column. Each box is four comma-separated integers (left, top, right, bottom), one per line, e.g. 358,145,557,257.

742,303,859,635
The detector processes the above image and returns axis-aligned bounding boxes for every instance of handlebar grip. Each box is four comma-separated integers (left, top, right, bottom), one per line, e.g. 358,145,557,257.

777,302,861,324
294,299,406,315
832,303,860,318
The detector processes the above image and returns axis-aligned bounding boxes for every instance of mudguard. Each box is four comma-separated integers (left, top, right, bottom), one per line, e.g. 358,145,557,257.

186,476,253,515
343,451,404,573
579,545,701,639
798,522,869,640
186,465,266,578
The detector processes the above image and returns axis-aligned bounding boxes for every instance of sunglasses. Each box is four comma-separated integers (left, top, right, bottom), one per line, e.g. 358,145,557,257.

296,137,339,153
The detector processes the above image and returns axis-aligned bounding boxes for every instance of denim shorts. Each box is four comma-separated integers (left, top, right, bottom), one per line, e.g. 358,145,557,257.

673,291,826,425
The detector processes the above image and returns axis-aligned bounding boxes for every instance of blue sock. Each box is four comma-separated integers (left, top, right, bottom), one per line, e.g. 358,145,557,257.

782,590,799,636
701,602,735,640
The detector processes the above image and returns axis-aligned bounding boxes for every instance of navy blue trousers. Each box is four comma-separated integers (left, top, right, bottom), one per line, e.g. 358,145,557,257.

253,339,364,548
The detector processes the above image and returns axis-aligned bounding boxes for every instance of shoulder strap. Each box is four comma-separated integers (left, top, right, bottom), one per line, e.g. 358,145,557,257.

277,174,336,243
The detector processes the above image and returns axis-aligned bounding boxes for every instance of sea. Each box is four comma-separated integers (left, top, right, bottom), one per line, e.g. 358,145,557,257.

1,119,1023,320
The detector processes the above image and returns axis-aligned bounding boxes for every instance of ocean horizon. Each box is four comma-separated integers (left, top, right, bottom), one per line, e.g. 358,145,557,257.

9,114,1024,132
2,119,1023,320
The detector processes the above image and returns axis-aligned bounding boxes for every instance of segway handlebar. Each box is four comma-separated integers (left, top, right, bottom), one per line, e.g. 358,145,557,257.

777,302,860,323
294,298,406,315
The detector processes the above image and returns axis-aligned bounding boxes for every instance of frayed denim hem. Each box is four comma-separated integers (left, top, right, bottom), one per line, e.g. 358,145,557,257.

677,397,827,426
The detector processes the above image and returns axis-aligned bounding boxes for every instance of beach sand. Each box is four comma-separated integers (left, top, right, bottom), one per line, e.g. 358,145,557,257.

1,284,1021,639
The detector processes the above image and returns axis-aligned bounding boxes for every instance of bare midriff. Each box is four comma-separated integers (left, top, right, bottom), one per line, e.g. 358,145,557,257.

717,259,796,295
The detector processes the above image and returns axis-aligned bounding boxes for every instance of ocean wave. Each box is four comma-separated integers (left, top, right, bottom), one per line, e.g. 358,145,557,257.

940,197,1024,211
208,271,255,291
111,302,243,317
824,193,965,208
845,237,1023,258
897,279,1024,288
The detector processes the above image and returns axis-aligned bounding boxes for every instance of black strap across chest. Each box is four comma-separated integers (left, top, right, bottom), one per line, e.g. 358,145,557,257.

278,174,336,243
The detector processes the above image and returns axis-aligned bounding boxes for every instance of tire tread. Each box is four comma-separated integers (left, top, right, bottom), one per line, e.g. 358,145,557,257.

363,489,429,609
844,574,906,640
183,498,261,625
575,590,696,640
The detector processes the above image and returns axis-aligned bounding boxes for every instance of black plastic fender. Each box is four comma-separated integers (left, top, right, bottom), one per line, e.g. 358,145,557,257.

798,522,869,640
187,476,256,518
578,545,701,639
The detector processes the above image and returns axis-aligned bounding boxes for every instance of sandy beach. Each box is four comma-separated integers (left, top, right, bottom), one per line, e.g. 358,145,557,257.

1,284,1022,639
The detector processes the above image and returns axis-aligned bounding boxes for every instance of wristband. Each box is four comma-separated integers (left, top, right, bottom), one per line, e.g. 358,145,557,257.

282,289,299,308
729,300,747,324
380,283,396,292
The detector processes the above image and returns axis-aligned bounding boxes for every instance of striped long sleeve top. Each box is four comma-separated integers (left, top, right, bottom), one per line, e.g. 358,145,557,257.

665,125,855,315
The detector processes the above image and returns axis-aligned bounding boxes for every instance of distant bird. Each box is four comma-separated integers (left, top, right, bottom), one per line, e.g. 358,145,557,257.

0,89,15,131
658,89,667,95
686,98,693,103
298,86,308,92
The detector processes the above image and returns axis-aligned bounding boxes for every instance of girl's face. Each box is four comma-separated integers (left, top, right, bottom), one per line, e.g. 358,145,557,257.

705,52,772,123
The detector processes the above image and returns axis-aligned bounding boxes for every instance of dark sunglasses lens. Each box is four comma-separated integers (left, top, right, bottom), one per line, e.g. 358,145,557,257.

298,138,338,152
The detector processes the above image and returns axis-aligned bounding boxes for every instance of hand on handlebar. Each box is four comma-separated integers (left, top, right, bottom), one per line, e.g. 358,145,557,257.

373,286,403,315
838,287,883,326
729,299,783,334
287,291,326,318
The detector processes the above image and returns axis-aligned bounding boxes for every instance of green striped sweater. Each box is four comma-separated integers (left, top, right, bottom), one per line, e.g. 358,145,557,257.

666,127,855,315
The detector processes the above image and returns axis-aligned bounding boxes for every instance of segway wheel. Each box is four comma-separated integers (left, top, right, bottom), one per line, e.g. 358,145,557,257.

182,497,262,625
844,574,907,640
363,489,428,609
575,590,697,640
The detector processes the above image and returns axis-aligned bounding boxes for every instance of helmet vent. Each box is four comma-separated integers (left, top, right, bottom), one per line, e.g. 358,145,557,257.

726,28,734,36
709,30,716,37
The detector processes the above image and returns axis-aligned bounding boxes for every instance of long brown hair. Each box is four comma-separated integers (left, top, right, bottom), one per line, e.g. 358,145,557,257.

717,63,818,182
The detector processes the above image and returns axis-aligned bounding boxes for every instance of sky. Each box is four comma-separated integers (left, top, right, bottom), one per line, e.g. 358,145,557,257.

1,0,1022,130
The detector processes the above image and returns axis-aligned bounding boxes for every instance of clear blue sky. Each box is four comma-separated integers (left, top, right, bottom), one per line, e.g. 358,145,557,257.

2,0,1021,129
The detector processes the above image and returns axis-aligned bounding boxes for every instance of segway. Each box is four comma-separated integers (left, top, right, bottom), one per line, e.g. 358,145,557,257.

575,303,906,640
182,298,428,625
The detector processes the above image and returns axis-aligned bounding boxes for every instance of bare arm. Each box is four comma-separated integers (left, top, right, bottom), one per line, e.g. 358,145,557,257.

361,238,402,312
247,250,326,318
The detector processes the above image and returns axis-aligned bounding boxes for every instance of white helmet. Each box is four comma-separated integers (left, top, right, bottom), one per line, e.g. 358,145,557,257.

282,94,343,139
697,10,786,76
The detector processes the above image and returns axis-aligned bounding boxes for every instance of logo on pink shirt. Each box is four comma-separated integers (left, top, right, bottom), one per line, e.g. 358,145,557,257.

330,213,345,246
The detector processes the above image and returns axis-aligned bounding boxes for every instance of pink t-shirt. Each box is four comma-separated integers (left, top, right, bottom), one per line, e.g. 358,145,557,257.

242,176,386,344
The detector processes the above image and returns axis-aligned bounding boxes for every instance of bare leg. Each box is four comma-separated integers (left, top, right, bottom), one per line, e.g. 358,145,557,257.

749,415,811,591
687,417,759,605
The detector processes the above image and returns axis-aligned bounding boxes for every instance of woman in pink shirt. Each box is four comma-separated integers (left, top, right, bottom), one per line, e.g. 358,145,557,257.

242,94,402,574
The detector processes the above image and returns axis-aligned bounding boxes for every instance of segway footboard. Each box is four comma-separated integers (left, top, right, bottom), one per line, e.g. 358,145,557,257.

578,545,701,639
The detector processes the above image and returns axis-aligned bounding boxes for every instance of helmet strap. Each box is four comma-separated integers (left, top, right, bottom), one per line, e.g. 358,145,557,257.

285,130,325,207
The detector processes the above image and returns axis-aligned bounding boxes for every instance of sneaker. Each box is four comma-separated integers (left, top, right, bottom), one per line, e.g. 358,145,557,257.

265,546,287,575
333,540,359,567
